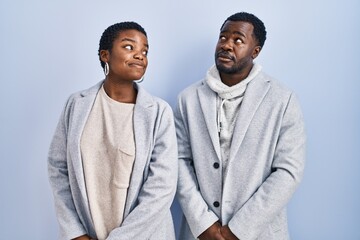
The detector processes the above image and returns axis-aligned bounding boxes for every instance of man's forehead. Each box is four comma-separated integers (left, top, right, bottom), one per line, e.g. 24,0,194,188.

221,21,254,34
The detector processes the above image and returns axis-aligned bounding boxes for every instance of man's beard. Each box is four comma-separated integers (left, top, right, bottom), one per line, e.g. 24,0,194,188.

216,61,241,74
215,51,241,74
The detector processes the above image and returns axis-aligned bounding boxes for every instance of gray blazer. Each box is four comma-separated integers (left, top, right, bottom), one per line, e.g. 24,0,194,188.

175,71,306,240
48,81,178,240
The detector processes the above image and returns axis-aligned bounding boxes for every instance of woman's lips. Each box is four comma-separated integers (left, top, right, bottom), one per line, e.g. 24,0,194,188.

128,61,145,68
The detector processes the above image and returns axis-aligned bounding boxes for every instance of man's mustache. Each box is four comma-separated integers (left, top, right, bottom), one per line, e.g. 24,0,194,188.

216,51,235,61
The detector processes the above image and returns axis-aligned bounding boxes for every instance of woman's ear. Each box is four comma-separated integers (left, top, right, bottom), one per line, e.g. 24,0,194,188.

100,50,110,62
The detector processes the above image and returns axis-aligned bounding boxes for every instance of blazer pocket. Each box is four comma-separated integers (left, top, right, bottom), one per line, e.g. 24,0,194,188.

112,146,135,189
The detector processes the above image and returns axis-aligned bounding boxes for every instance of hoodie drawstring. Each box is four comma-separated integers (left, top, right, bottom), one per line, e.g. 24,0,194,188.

217,98,226,135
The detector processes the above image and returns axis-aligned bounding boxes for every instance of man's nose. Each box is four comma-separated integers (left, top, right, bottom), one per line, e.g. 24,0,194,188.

221,40,233,51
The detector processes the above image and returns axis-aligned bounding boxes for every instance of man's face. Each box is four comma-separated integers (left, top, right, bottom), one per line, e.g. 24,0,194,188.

215,20,260,75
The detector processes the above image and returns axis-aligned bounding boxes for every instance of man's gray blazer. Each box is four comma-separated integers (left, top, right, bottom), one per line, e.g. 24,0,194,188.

175,71,306,240
48,81,178,240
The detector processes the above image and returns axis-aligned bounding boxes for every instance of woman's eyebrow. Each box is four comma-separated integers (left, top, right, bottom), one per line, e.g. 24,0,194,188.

121,38,136,43
121,38,149,48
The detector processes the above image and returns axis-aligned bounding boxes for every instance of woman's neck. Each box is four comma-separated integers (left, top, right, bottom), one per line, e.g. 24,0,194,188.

103,78,137,103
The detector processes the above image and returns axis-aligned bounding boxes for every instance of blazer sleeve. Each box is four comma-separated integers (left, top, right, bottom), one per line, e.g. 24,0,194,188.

175,96,219,238
107,104,178,240
228,93,306,240
47,98,88,239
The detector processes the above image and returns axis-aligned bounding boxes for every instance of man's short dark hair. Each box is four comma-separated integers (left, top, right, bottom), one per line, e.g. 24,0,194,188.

221,12,267,48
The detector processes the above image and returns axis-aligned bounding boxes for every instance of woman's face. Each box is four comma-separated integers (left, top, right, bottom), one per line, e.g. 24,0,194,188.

102,29,148,81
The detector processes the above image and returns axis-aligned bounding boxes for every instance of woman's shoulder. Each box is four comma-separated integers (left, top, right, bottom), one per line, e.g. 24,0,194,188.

69,81,103,99
61,80,103,112
136,85,172,110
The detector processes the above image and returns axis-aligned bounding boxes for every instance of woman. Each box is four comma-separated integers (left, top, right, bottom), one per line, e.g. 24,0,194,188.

48,22,178,240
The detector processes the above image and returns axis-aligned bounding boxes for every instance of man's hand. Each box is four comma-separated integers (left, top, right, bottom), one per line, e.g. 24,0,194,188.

220,225,239,240
72,235,92,240
198,222,226,240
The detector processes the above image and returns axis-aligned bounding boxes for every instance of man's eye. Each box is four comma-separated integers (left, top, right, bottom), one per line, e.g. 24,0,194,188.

220,36,226,40
235,39,243,44
143,50,148,56
125,45,133,50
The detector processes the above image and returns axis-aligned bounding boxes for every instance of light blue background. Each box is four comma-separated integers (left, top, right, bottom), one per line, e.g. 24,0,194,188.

1,0,359,239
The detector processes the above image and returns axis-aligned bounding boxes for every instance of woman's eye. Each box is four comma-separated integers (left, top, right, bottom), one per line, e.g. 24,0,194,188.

125,45,133,50
220,36,226,40
142,50,148,56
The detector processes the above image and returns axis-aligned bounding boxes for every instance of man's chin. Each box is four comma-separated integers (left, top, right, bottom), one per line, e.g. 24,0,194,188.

216,63,236,74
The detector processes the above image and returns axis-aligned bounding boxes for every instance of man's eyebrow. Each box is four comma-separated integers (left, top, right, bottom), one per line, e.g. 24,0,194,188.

220,30,246,38
233,31,246,38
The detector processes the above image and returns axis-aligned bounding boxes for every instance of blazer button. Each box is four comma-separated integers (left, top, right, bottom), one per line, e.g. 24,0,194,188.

213,162,220,169
213,201,220,207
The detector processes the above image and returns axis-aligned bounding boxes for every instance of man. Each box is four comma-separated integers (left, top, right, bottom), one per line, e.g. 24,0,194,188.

175,12,306,240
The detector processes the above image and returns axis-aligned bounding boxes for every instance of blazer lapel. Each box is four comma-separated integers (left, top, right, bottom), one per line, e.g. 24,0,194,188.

124,84,154,217
197,82,222,162
228,74,270,162
68,82,102,217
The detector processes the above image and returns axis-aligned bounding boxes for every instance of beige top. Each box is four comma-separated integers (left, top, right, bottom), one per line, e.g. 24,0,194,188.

80,85,135,240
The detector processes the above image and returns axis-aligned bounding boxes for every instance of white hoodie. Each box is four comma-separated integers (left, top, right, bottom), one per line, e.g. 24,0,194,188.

205,63,262,174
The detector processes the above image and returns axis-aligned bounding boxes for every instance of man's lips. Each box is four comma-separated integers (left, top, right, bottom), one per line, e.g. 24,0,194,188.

216,52,235,62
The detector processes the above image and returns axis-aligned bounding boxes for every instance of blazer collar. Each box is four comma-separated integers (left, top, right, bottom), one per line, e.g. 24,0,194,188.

79,81,154,108
197,81,222,161
125,83,155,217
79,80,104,97
133,83,154,109
67,81,102,233
70,81,102,192
197,72,270,166
228,72,271,162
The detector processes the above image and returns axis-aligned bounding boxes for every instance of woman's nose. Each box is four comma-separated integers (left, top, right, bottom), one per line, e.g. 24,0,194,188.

134,52,144,60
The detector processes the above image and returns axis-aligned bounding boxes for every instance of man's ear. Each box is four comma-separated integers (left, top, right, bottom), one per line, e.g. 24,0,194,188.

100,49,110,62
252,46,261,59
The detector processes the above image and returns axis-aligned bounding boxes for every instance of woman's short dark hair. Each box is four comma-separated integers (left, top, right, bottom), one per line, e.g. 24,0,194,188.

98,21,147,69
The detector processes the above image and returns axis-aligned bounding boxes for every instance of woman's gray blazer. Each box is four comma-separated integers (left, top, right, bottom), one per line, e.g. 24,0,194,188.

48,81,178,240
175,71,306,240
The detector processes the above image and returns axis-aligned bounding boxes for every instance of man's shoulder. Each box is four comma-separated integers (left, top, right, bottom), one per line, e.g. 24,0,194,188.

258,71,294,96
177,79,205,98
